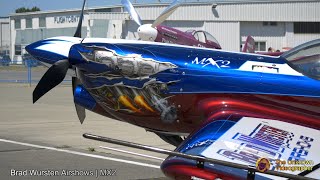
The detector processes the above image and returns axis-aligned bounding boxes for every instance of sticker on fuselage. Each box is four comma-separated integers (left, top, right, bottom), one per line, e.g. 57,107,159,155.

191,57,230,68
200,117,319,177
252,65,279,73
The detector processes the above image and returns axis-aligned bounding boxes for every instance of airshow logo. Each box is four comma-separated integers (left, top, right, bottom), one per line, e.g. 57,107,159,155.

217,123,315,171
256,158,271,172
191,57,230,68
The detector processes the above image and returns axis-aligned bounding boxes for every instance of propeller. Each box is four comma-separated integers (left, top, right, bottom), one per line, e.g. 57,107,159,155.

122,0,181,41
33,59,69,103
74,0,86,38
33,0,87,123
151,0,181,28
72,76,86,124
121,0,142,26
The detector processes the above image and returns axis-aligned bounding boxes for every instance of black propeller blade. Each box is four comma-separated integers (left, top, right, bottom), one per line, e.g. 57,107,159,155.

33,59,69,103
33,0,87,124
74,0,87,38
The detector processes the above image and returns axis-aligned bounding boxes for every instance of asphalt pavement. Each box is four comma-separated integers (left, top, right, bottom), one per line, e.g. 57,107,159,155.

0,78,174,180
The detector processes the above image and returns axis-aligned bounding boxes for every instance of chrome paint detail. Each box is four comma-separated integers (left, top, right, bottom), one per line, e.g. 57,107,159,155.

79,46,177,78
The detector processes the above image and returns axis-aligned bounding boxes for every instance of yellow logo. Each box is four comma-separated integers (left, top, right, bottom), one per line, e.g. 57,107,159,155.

256,158,270,172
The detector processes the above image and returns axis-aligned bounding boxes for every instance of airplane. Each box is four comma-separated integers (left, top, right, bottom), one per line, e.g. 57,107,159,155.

25,0,320,179
122,0,222,49
242,36,285,56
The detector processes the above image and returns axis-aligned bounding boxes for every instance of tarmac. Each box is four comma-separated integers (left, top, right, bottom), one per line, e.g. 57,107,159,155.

0,78,175,180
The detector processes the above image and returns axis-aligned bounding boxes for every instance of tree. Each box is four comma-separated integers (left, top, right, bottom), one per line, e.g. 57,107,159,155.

15,6,41,13
31,6,41,12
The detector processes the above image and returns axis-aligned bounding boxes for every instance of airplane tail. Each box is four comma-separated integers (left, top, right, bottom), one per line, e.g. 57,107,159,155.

242,36,255,53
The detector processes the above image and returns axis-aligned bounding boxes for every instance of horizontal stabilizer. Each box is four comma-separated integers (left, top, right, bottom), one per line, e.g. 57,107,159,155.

167,117,319,179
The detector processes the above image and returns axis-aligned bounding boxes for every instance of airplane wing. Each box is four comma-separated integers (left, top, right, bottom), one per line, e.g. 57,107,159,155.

162,116,320,179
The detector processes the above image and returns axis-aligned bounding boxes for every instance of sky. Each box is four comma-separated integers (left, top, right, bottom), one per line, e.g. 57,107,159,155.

0,0,174,17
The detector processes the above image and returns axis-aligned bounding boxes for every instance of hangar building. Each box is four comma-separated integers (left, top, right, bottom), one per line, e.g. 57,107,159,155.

8,0,320,63
0,17,10,55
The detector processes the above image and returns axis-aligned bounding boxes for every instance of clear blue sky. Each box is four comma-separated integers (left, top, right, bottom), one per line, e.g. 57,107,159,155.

0,0,175,17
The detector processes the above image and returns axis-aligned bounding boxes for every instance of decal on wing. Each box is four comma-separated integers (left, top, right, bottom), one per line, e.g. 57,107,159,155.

199,117,319,178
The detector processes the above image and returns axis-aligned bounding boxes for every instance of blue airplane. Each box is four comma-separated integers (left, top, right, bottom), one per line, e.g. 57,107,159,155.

25,0,320,179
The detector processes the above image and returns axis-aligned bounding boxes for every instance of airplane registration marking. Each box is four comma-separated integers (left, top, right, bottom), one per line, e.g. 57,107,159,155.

191,57,230,68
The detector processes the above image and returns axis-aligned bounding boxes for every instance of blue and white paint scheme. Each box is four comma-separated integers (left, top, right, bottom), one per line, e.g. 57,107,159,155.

26,35,320,180
25,37,81,64
28,37,320,97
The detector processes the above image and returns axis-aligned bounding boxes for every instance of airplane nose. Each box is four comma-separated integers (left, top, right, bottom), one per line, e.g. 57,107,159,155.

25,37,82,64
25,41,40,57
25,44,32,54
24,40,64,64
137,24,158,41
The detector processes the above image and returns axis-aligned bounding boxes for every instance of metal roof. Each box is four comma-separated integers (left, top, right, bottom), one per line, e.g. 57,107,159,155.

9,0,319,16
9,0,320,22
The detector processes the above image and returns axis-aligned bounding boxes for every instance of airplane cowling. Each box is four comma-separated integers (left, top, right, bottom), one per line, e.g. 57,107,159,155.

73,85,97,111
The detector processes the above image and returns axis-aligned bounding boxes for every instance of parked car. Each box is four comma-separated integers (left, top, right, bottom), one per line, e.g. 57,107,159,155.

0,54,11,66
22,53,39,67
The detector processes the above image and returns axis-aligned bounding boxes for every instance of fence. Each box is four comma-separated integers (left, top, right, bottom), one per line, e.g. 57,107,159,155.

0,60,72,86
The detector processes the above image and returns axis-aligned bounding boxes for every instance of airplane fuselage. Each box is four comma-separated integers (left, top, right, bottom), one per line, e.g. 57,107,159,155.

26,37,320,135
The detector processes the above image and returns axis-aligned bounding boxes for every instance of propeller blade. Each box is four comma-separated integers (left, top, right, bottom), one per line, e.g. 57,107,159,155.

33,59,69,103
74,0,87,38
72,76,86,124
151,0,181,28
73,0,86,123
122,0,142,26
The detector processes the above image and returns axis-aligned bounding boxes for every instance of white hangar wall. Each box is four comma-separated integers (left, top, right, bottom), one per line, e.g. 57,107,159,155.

240,22,287,51
0,17,10,55
204,22,240,51
132,0,320,22
240,21,320,51
8,0,320,61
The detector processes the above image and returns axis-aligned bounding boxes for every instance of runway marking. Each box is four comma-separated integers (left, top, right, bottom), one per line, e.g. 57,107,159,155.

0,138,160,169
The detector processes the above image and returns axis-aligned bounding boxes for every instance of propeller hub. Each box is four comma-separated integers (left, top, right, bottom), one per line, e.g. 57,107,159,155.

137,24,158,42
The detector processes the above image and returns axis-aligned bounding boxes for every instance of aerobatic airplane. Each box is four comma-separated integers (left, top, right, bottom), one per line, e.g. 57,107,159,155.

122,0,222,49
26,0,319,179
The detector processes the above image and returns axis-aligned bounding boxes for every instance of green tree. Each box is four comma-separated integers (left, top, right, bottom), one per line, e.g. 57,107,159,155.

15,6,41,13
31,6,41,12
